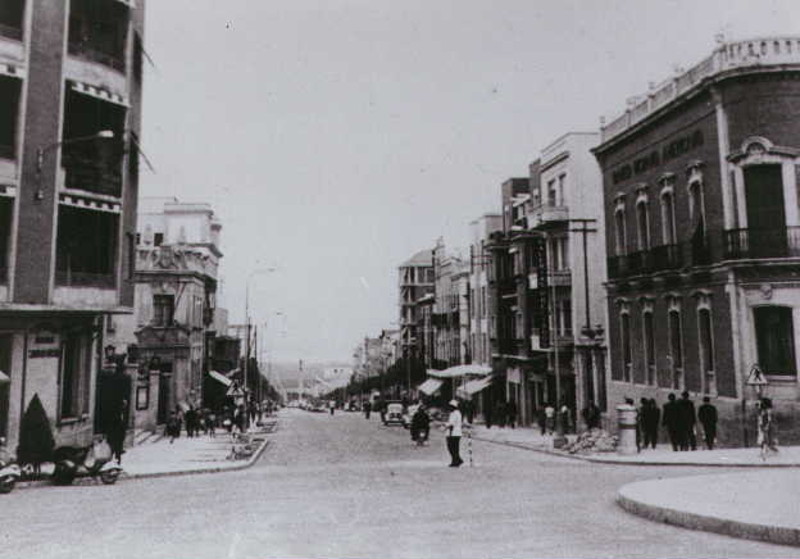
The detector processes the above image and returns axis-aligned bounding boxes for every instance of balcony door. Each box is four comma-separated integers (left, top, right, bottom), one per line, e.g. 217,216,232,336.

745,164,787,257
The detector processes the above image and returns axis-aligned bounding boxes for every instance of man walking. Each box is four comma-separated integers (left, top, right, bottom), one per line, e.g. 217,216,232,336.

698,396,718,450
661,393,681,451
678,391,697,451
444,400,463,467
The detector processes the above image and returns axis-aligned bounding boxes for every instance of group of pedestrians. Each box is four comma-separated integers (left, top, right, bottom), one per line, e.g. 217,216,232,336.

484,399,517,429
632,392,718,452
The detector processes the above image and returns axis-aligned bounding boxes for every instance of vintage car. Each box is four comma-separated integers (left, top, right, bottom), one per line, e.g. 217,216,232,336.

383,401,405,425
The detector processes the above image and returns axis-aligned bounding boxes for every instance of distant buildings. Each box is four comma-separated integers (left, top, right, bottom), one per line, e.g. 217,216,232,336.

367,36,800,446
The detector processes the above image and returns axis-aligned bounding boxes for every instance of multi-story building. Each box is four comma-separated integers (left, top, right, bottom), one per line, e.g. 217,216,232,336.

468,214,502,367
131,197,221,429
594,36,800,445
398,249,434,367
432,239,468,368
529,132,608,422
0,0,145,451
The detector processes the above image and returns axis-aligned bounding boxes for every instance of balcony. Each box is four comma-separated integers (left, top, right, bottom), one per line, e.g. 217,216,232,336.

529,203,569,227
724,227,800,259
0,22,22,41
67,42,126,72
608,239,711,279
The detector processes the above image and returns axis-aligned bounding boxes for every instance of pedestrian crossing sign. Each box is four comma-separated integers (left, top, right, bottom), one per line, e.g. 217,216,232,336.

745,364,768,386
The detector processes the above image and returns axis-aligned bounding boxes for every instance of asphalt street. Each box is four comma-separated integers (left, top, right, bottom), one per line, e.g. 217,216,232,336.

1,408,797,559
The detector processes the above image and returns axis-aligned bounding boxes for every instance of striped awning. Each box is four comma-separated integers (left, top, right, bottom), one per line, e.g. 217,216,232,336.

69,80,128,107
208,370,232,387
457,376,493,397
417,378,443,396
59,193,121,214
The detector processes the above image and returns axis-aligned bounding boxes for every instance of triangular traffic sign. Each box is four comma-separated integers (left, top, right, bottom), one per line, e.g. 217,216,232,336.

745,364,768,386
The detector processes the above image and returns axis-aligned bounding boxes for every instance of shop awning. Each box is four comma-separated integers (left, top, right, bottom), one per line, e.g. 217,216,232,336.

417,378,443,395
457,376,493,398
427,364,492,379
0,370,8,383
208,370,232,387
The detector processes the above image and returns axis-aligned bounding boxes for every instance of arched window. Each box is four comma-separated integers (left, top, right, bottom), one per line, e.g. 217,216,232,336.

667,296,683,390
619,303,632,382
696,294,716,395
614,195,627,256
659,175,677,246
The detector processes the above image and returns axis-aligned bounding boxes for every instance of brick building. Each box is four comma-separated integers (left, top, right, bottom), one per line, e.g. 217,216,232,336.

0,0,144,451
594,36,800,445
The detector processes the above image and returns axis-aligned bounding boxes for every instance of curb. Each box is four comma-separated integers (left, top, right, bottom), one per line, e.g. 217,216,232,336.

617,487,800,547
13,431,274,491
471,435,800,468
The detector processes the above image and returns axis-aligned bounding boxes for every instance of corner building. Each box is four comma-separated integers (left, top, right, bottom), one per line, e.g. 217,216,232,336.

594,37,800,445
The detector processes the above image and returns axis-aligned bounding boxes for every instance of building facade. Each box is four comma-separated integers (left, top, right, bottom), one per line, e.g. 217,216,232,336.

0,0,144,451
131,198,221,430
468,214,502,368
398,249,434,368
594,36,800,445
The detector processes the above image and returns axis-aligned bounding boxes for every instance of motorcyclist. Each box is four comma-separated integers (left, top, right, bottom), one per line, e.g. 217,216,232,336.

410,404,431,445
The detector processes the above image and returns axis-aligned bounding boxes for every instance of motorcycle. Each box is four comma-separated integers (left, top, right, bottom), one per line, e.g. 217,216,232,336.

52,437,122,486
0,437,21,494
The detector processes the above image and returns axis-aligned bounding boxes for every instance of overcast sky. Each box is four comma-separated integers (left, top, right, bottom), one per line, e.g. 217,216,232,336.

140,0,799,364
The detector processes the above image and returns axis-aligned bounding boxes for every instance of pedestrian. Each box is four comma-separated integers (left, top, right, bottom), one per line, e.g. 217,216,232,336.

633,398,644,452
643,398,660,449
559,402,572,434
697,396,718,450
506,399,518,429
757,397,778,460
167,409,181,443
661,393,681,451
536,406,546,435
462,399,475,425
329,400,335,416
443,400,463,467
678,391,697,451
494,400,507,428
544,403,555,435
363,400,372,420
581,402,601,431
107,398,128,464
410,404,431,445
484,400,494,429
207,410,217,438
185,406,197,438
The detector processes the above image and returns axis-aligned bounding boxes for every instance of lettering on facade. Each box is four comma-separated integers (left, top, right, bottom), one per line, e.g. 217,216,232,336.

533,238,549,348
29,348,61,359
612,130,704,185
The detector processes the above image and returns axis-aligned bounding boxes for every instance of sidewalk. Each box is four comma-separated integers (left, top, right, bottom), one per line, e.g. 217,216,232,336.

470,424,800,546
16,419,276,489
468,424,800,466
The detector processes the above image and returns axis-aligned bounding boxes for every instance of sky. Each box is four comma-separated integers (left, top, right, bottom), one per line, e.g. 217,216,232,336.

140,0,800,364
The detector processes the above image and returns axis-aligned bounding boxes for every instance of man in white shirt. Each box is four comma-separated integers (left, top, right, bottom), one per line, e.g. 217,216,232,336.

445,400,463,467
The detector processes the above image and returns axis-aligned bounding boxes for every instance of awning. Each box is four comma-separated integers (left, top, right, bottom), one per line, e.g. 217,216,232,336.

208,370,232,387
427,364,492,379
69,80,129,107
457,377,493,398
0,370,9,383
417,378,443,395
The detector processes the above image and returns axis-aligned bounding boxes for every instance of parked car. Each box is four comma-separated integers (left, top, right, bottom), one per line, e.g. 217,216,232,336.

383,401,405,426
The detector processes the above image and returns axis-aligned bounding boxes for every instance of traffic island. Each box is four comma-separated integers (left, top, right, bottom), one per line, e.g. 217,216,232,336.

617,471,800,547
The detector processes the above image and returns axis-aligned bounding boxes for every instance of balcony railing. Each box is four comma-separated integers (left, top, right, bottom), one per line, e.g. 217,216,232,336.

724,227,800,259
608,228,800,279
529,203,569,227
62,159,123,197
68,42,126,72
56,270,116,288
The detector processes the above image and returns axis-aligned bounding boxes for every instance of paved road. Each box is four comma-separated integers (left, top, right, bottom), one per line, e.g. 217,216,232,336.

2,409,797,559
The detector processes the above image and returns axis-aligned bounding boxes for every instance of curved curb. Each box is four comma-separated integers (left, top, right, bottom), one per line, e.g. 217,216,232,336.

617,485,800,547
471,435,800,468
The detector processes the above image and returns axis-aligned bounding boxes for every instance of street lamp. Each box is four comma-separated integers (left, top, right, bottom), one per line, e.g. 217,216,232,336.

35,130,115,201
243,267,278,429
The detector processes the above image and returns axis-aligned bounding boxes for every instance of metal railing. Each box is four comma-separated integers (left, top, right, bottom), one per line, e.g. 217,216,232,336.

67,42,126,72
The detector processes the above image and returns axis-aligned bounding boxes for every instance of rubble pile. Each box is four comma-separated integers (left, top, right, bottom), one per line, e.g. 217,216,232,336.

562,429,618,455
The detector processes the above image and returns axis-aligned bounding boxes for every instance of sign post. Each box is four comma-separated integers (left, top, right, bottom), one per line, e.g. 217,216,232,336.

742,364,768,447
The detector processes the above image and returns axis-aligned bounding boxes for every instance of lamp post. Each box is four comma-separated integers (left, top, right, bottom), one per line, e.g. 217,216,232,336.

35,130,115,201
244,267,277,429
